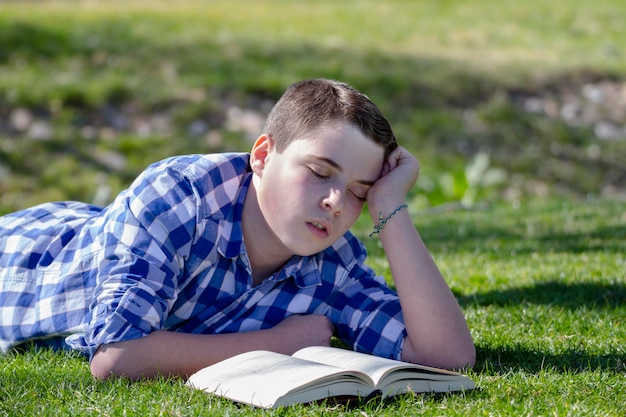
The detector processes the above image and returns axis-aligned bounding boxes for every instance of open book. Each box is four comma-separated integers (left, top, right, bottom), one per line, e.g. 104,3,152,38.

186,346,475,408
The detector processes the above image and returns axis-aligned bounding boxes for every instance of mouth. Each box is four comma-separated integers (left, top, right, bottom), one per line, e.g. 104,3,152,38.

308,221,330,238
312,222,327,231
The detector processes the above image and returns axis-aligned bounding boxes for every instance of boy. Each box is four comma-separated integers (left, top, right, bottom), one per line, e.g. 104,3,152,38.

0,79,475,380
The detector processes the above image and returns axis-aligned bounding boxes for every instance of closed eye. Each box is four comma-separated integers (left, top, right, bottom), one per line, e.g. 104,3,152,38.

352,193,367,202
349,189,368,202
308,167,330,180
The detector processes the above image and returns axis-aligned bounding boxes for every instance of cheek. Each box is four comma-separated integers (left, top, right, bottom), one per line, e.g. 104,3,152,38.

342,199,365,225
269,171,312,209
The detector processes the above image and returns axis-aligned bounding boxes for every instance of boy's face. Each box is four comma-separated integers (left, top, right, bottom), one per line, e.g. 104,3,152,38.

250,122,385,258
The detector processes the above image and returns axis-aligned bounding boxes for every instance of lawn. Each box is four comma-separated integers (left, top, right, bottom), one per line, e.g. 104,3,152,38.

1,199,624,416
1,1,625,416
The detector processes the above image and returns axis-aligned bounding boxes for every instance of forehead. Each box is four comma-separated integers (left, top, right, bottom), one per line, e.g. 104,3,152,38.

286,122,385,180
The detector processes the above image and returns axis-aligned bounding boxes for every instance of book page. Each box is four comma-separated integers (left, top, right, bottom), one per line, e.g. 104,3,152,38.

292,346,475,397
293,346,461,384
186,350,376,408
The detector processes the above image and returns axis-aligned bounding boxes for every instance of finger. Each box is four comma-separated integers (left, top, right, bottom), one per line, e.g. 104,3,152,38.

380,162,391,177
385,148,402,170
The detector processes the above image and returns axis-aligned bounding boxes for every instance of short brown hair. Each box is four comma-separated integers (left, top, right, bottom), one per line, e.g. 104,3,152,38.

263,79,398,158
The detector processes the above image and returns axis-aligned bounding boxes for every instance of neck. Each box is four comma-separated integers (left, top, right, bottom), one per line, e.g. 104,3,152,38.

242,180,292,285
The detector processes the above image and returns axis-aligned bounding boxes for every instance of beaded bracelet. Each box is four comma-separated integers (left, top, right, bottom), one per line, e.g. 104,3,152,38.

369,203,408,237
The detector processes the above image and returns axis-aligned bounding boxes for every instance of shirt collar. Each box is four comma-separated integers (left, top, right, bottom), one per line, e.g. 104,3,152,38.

271,255,322,288
216,172,250,259
275,234,364,288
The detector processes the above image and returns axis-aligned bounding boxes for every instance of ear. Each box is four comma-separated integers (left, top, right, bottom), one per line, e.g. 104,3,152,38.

250,134,273,177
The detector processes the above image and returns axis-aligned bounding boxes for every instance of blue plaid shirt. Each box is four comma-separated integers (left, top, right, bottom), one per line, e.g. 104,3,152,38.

0,153,406,360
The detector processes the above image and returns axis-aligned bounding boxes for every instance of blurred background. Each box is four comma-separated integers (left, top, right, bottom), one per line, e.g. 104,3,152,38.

1,0,624,214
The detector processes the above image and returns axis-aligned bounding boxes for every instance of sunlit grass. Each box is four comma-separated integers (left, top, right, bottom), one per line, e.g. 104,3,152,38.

2,199,625,416
3,0,624,74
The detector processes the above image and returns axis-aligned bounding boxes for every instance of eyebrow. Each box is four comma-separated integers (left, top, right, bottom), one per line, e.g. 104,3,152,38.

313,156,376,186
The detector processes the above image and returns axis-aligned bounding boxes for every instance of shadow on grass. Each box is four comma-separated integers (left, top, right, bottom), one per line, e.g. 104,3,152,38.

476,344,624,375
416,202,626,256
461,281,625,374
457,281,626,310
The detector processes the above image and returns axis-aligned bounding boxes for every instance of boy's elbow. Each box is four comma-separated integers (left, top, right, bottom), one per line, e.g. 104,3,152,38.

443,339,476,370
90,343,145,381
90,351,113,380
429,344,476,370
456,342,476,369
402,337,476,370
90,347,124,380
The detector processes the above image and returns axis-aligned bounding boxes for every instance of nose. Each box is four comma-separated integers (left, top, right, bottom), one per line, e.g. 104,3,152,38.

323,188,344,215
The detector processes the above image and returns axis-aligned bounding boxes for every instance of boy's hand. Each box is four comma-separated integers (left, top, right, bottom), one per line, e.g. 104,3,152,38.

270,314,334,353
367,146,420,220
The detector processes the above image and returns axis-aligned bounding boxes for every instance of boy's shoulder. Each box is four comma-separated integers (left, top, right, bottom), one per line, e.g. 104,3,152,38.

149,152,250,176
141,152,252,192
129,152,252,219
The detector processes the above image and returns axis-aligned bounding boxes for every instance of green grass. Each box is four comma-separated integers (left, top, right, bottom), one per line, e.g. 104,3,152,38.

1,1,625,415
1,199,624,416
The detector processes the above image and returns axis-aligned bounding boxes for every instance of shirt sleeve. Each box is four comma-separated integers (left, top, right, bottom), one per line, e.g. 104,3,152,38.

323,239,407,361
71,159,201,359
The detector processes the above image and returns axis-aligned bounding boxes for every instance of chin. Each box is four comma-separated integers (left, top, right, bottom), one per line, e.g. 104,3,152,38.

279,230,340,258
301,239,341,257
291,247,322,258
285,241,330,258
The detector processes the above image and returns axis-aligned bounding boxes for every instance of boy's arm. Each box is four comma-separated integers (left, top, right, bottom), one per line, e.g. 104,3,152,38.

90,314,334,380
367,147,475,369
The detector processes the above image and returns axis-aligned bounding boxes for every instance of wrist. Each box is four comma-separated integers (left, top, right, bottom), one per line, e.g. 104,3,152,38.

367,197,406,221
368,203,408,237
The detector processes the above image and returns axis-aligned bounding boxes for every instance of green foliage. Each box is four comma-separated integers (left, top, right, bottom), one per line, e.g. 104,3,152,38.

1,0,625,214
